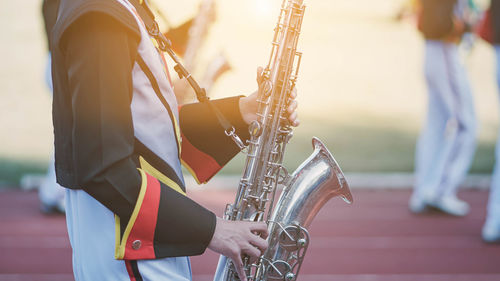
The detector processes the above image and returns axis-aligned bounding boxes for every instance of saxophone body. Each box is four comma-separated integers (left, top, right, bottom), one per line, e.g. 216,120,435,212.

218,0,353,280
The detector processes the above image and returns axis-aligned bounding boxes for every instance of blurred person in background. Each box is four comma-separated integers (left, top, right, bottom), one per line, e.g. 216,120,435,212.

410,0,477,216
458,0,482,57
478,0,500,243
39,0,65,214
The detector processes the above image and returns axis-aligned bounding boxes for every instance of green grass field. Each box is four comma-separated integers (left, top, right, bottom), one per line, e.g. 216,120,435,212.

2,114,495,185
219,115,496,176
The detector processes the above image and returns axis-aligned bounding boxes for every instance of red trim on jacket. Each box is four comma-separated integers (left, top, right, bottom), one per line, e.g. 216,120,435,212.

125,260,137,281
123,173,161,260
181,131,222,183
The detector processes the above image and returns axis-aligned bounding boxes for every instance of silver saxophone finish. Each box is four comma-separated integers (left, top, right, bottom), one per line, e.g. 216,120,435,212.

219,0,353,280
258,138,352,280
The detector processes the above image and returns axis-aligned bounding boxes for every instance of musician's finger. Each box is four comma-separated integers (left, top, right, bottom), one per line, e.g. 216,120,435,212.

256,66,264,84
287,100,298,114
249,235,268,253
233,256,247,281
246,248,261,264
243,243,261,261
290,86,297,99
288,111,300,127
249,222,269,238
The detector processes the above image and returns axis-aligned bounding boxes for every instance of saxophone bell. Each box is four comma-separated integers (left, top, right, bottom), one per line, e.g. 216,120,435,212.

257,137,352,280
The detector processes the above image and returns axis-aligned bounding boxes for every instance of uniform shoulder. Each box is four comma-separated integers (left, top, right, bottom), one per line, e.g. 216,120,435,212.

52,0,140,48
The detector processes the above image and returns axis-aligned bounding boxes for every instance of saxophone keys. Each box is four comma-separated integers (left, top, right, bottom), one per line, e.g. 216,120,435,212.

285,272,295,281
296,238,307,248
249,121,262,137
262,80,273,96
266,260,293,281
278,225,307,251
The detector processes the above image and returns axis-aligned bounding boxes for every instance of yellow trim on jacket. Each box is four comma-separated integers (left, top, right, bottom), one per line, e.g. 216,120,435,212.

114,168,148,259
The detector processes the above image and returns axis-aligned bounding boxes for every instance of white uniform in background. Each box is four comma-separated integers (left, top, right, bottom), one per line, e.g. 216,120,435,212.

410,0,477,216
39,53,65,214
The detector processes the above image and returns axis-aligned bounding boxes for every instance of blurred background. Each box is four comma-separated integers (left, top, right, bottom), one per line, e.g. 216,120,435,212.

1,1,500,280
0,0,497,185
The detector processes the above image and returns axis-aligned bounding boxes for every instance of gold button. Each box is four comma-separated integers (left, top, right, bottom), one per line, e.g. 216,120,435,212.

132,240,142,250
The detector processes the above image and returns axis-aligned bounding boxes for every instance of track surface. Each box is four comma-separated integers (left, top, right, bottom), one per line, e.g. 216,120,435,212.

1,189,499,281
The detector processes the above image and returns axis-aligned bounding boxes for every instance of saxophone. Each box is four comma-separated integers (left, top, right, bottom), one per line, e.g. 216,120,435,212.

216,0,353,280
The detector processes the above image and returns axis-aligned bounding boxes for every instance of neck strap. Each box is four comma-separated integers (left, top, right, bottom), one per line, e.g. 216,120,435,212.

128,0,245,149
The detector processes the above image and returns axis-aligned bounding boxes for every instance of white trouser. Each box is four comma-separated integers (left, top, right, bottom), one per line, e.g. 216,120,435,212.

39,54,66,209
486,45,500,226
213,255,227,281
38,155,65,207
414,40,476,199
65,189,192,281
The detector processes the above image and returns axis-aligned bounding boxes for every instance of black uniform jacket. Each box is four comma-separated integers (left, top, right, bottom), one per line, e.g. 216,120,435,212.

491,0,500,44
49,0,250,259
419,0,457,40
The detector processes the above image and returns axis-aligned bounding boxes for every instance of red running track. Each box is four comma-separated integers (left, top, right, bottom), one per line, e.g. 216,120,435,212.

0,189,499,281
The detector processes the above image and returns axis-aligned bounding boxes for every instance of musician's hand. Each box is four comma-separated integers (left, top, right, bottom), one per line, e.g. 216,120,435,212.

239,67,300,126
208,217,269,281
